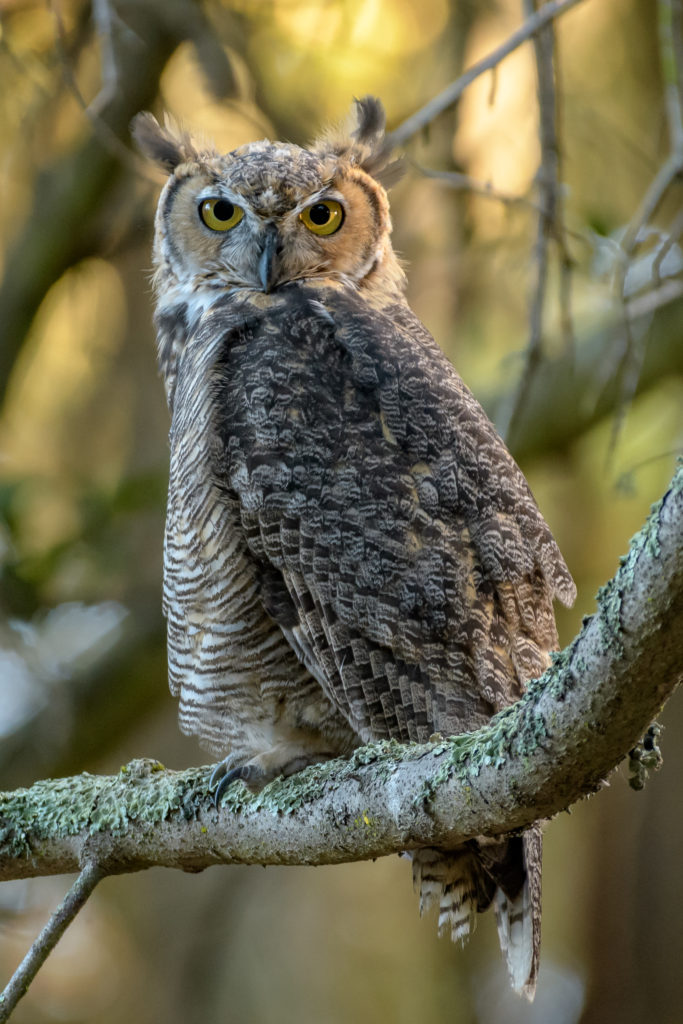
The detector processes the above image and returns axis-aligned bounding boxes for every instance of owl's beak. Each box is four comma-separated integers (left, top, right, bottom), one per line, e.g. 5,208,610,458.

258,223,280,293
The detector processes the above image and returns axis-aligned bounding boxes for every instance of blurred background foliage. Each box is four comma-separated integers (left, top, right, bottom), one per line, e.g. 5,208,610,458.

0,0,681,1021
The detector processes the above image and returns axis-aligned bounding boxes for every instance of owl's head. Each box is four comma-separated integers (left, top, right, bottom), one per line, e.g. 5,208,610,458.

132,98,405,305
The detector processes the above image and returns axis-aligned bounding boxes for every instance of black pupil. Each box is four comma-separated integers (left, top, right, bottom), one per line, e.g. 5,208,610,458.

212,199,234,221
309,203,331,225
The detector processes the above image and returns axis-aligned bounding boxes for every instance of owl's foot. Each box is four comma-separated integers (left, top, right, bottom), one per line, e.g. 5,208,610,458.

210,745,335,806
209,759,270,805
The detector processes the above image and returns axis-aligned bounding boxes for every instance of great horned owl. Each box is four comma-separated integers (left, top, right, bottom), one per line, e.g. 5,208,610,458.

133,98,575,998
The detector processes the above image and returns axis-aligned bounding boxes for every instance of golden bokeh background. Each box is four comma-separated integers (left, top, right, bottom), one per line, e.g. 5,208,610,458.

0,1,681,1021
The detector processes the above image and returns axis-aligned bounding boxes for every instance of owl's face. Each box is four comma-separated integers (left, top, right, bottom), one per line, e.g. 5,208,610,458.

134,99,405,308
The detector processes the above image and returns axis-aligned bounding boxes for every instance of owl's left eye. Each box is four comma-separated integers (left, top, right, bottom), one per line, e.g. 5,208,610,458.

199,198,244,232
299,200,344,236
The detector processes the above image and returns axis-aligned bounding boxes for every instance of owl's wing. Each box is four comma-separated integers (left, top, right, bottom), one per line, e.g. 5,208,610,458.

212,286,575,744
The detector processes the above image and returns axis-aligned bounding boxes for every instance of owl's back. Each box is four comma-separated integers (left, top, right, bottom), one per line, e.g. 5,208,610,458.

205,283,573,743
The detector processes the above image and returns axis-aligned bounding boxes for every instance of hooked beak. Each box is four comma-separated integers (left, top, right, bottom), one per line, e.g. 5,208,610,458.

258,223,280,293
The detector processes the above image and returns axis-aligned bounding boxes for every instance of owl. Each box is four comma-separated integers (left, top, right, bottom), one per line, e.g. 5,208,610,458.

133,98,575,999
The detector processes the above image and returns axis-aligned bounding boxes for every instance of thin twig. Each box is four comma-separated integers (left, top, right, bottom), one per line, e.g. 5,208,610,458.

88,0,119,117
0,862,103,1023
620,154,683,264
616,0,683,315
625,275,683,318
49,0,155,180
653,206,683,284
388,0,588,147
552,37,576,358
606,0,683,458
413,163,538,209
416,164,592,250
615,449,683,495
504,0,556,442
499,0,572,443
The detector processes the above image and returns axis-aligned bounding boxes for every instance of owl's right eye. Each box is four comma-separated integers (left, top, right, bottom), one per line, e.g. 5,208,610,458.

199,198,244,232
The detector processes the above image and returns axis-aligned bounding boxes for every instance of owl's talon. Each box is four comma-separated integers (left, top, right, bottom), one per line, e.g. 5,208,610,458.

212,762,262,806
209,761,228,792
212,767,241,807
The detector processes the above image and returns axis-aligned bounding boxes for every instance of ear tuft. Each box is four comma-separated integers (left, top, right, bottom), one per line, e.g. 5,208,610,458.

311,96,401,187
351,96,386,144
131,112,198,173
352,96,404,185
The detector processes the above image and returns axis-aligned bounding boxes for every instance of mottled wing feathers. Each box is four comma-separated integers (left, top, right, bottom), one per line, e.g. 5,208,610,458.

210,283,574,743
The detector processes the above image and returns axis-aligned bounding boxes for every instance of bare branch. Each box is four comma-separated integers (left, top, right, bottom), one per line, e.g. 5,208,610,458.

414,163,538,209
653,206,683,284
88,0,120,116
388,0,588,147
49,0,155,179
498,0,574,445
0,863,102,1023
606,0,683,454
483,280,683,462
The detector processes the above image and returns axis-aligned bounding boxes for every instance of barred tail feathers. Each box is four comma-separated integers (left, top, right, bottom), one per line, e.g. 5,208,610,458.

412,830,541,1000
493,826,542,999
412,846,487,945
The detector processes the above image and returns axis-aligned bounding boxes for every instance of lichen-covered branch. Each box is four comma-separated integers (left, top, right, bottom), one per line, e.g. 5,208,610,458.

1,464,681,883
2,283,680,793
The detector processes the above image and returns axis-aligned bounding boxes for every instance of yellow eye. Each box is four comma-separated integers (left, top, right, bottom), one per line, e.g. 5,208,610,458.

299,200,344,236
199,198,244,232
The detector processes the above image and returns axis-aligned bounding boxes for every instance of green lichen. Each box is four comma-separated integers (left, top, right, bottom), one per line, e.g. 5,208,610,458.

0,759,217,851
596,575,625,656
544,635,583,701
595,464,681,655
0,818,30,861
349,810,380,838
414,688,552,809
226,739,425,817
223,664,579,819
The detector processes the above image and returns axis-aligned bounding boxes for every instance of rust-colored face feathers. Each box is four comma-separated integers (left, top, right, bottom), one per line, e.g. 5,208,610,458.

132,97,405,305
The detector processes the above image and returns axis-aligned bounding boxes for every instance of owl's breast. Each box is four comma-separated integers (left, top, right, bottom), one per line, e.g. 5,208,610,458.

164,300,323,752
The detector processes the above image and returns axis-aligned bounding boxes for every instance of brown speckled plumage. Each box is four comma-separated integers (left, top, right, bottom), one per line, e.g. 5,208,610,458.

133,98,575,998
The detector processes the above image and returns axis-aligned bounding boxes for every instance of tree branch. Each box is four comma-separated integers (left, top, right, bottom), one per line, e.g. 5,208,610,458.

498,0,574,447
388,0,587,147
0,0,237,410
1,464,681,883
605,0,683,454
485,280,683,461
0,863,102,1024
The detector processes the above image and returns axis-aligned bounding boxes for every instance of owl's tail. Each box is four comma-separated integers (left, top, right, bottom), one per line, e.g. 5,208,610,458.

412,826,541,1000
